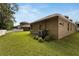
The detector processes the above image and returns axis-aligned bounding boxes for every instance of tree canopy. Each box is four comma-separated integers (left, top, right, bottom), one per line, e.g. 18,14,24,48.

0,3,18,30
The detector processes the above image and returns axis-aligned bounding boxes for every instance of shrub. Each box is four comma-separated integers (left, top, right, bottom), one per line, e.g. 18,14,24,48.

33,35,38,40
44,35,55,41
44,35,50,41
38,37,44,42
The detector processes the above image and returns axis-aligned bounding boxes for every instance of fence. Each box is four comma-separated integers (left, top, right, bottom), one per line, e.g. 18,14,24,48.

0,30,7,36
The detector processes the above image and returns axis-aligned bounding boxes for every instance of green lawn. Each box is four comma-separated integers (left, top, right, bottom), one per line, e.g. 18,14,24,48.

0,31,79,56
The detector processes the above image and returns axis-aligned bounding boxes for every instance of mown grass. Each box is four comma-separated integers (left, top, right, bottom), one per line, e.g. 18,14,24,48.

0,31,79,56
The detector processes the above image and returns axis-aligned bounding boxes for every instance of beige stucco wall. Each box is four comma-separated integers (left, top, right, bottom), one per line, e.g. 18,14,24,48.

58,16,76,39
46,17,58,39
31,23,39,33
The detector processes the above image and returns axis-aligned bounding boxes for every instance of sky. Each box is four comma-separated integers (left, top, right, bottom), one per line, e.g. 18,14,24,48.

14,3,79,26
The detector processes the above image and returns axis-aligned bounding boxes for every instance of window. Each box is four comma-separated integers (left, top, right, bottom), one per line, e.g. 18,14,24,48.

39,24,42,30
45,22,47,29
59,22,64,26
70,24,72,31
30,25,32,30
67,23,69,31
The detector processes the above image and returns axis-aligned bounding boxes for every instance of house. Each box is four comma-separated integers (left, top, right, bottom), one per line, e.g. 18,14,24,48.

31,13,76,39
20,22,30,31
75,22,79,31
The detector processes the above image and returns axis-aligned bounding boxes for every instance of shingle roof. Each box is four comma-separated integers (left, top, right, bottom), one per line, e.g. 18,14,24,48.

31,13,75,25
22,25,30,27
31,13,60,24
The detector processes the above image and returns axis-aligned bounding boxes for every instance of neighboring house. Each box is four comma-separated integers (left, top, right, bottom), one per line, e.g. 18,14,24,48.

31,13,76,39
75,22,79,31
21,25,30,31
20,22,30,31
13,25,23,32
13,25,21,29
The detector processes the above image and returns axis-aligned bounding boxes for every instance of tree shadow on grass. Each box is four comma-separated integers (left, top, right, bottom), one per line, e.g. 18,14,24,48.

27,32,79,56
42,33,79,56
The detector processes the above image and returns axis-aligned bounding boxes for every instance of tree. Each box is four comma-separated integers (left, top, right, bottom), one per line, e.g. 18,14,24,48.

0,3,18,29
5,20,14,30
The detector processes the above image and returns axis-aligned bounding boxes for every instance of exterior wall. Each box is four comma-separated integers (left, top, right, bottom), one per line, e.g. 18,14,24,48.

58,16,76,39
31,16,58,39
22,27,30,31
46,16,58,39
31,22,39,33
31,15,76,40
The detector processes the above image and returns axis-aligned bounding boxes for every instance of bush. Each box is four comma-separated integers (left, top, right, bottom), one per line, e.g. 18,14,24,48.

44,35,50,41
44,35,55,41
33,35,38,40
38,37,44,42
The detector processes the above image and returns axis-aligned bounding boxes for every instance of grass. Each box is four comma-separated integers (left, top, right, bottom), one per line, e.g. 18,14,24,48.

0,31,79,56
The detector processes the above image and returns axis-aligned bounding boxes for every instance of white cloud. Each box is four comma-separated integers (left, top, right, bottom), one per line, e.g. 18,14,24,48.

63,10,79,22
18,4,41,14
64,10,79,15
50,8,79,22
14,4,79,26
14,4,43,26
